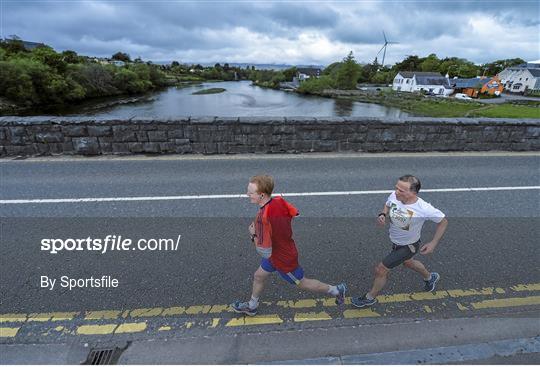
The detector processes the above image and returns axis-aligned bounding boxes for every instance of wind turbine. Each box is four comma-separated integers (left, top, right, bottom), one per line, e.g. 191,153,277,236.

376,31,398,67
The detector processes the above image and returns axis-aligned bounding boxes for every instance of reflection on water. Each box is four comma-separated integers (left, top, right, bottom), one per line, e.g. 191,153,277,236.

70,81,409,118
333,99,355,116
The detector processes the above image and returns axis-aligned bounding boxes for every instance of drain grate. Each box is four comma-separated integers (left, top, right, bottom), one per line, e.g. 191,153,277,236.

82,345,127,365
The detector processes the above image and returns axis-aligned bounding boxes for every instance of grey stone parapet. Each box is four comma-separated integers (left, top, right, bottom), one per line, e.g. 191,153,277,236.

0,116,539,157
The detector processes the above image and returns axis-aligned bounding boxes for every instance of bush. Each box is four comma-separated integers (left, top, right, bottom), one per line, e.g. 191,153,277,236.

297,75,335,94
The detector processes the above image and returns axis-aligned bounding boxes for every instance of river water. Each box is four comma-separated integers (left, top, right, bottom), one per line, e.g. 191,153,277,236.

66,81,409,118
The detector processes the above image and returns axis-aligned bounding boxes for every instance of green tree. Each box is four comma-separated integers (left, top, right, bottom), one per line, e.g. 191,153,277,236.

0,60,35,104
0,38,27,55
68,63,118,97
31,46,67,73
420,53,440,72
393,55,422,71
61,50,81,64
112,52,131,62
481,58,525,76
335,51,360,90
282,66,297,81
322,62,342,79
113,68,147,93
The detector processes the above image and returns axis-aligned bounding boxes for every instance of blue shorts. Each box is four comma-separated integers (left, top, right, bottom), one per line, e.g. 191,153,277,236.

260,258,304,285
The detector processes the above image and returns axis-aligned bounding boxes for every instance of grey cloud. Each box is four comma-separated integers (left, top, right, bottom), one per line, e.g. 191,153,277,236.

2,1,538,65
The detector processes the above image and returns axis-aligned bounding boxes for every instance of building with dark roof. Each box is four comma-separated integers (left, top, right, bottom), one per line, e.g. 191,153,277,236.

297,67,321,81
449,76,503,97
392,71,453,95
498,61,540,93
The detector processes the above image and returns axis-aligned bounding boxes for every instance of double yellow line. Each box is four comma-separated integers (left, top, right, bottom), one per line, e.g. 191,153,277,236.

1,282,539,339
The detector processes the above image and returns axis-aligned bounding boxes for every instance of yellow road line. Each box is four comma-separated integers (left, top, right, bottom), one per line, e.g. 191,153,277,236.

130,308,163,317
185,305,212,314
161,307,185,316
0,314,27,323
0,327,20,338
511,283,540,292
27,312,78,322
115,322,147,334
226,314,283,327
2,282,539,328
210,318,220,328
471,296,540,310
293,312,331,322
343,309,380,318
85,310,122,320
447,288,498,297
278,300,318,308
77,324,116,335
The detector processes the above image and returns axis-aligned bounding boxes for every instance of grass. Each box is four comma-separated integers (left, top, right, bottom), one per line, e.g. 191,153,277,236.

469,104,540,119
340,90,540,118
192,88,226,95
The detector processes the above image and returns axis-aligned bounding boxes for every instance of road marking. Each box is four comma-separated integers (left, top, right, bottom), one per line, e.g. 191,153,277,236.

511,284,540,292
471,296,540,310
161,307,185,316
226,314,283,327
115,322,147,334
343,309,380,318
2,285,539,339
130,308,163,317
186,305,212,314
0,314,27,323
85,310,122,320
1,283,539,327
447,288,498,297
0,327,20,338
278,299,318,308
294,312,332,322
210,318,220,328
1,186,539,204
27,312,78,322
77,324,116,335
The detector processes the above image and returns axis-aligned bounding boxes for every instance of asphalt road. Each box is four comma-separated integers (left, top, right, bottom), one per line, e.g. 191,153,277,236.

1,152,539,363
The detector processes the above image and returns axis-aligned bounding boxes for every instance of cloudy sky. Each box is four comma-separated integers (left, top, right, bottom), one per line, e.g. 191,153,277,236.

2,0,539,66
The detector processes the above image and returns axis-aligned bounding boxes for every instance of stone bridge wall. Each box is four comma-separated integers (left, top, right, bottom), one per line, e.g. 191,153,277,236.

1,116,538,156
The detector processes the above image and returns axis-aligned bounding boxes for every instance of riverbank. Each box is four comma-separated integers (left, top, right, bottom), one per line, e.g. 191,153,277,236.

0,82,204,117
313,89,540,118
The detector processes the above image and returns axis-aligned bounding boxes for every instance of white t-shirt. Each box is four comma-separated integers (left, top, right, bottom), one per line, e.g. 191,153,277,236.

386,192,445,246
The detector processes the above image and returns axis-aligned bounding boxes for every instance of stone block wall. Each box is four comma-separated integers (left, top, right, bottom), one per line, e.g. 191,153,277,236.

0,116,539,157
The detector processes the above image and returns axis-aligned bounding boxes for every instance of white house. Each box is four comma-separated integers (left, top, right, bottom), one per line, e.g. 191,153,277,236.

392,71,453,96
498,61,540,94
297,67,321,81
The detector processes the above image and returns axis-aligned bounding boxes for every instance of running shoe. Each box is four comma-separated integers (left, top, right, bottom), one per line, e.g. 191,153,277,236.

424,272,440,292
230,301,258,316
351,294,377,308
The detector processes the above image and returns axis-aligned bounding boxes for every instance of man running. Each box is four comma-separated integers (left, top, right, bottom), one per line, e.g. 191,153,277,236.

352,174,448,308
231,174,347,316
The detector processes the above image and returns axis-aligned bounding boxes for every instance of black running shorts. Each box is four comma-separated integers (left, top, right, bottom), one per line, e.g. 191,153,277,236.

382,240,421,269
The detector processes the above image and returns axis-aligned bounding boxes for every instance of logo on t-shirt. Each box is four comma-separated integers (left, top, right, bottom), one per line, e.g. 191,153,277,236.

389,203,414,230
